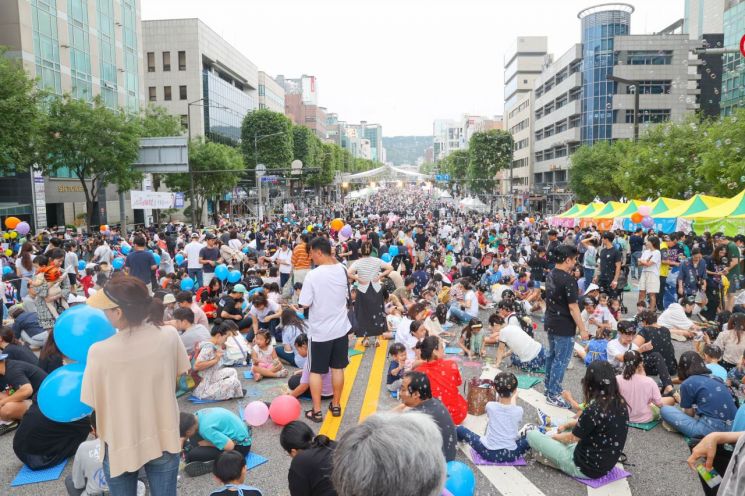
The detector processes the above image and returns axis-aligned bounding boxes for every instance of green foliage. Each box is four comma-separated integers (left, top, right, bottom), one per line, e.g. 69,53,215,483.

697,110,745,196
568,141,626,203
140,105,183,137
36,95,141,227
0,47,44,173
420,162,437,175
440,149,469,183
165,139,244,222
240,109,293,170
467,130,513,194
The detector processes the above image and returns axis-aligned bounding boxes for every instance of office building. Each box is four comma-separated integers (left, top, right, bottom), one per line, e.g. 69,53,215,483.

277,74,327,139
362,122,383,162
684,0,725,39
142,18,258,144
721,0,745,114
258,71,285,113
463,115,503,143
500,36,548,210
0,0,145,228
433,119,463,161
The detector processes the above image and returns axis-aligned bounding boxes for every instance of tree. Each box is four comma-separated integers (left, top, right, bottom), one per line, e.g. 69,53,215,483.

36,95,141,227
440,149,469,194
140,105,183,223
292,126,321,172
568,141,625,203
697,109,745,196
0,47,44,173
165,139,244,223
467,130,513,195
240,109,293,171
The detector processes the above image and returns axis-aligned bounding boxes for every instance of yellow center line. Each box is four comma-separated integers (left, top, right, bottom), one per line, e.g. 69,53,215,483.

358,338,389,423
318,338,365,440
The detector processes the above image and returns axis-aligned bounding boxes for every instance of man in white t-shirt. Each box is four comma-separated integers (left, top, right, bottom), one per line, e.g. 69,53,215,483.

606,321,650,370
93,240,112,265
298,237,351,423
184,233,205,287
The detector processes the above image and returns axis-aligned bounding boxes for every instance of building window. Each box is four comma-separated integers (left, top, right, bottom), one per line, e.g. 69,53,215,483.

178,50,186,71
147,51,155,72
534,173,543,184
148,86,156,101
164,86,171,101
555,170,567,182
625,109,670,124
626,50,673,65
179,85,187,100
162,51,170,71
630,80,672,94
180,114,188,129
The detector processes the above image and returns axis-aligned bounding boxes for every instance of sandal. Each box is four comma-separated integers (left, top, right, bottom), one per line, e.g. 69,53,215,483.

373,337,380,347
362,337,369,347
328,402,342,417
305,409,323,423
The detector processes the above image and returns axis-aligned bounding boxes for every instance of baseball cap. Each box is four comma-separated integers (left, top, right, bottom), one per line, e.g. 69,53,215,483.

231,284,248,294
205,233,216,240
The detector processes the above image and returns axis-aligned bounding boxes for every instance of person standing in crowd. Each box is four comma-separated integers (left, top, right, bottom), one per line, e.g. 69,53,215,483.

291,233,312,284
638,236,662,312
347,241,393,348
270,239,294,289
199,234,222,287
544,245,589,409
629,228,645,280
592,232,622,297
124,236,157,291
185,233,205,288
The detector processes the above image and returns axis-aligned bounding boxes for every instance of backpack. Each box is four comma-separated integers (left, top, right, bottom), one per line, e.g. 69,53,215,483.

177,341,212,395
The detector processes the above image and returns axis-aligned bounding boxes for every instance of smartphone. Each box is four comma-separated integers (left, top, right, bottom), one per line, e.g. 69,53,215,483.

696,464,722,488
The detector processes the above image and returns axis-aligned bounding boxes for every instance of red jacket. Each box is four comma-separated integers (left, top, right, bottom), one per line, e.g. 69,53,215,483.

416,358,468,425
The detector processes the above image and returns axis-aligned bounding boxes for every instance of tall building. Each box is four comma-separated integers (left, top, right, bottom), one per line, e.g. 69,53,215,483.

362,122,383,162
142,19,258,144
721,0,745,114
500,36,548,210
463,115,503,144
432,119,463,161
258,71,285,113
276,74,327,139
0,0,145,228
684,0,725,39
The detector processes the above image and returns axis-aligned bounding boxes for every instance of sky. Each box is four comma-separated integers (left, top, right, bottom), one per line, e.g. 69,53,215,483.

141,0,684,136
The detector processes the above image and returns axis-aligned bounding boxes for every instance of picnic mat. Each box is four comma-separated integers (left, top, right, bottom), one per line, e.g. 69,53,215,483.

445,347,461,354
348,349,364,357
516,375,542,390
246,452,268,470
627,419,660,431
187,396,221,404
11,460,67,487
470,449,527,466
462,361,482,367
243,370,254,380
574,466,631,488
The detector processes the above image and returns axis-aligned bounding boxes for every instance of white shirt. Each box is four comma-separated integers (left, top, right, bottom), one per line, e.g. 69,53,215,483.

465,290,479,317
658,303,695,331
184,241,205,269
395,317,418,360
640,249,661,277
298,263,351,342
93,244,112,264
499,324,541,362
607,338,638,369
271,248,293,274
228,239,243,252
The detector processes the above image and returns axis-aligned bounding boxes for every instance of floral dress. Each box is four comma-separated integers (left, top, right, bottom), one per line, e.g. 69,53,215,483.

35,272,71,331
192,342,244,401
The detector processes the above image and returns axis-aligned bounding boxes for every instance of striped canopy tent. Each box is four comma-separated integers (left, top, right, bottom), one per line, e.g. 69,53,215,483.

583,201,629,231
571,202,605,228
611,200,653,231
618,197,687,233
656,194,728,234
687,189,745,236
551,203,586,227
558,204,585,217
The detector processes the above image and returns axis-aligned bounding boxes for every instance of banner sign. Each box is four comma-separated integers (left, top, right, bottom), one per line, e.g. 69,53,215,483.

130,190,181,209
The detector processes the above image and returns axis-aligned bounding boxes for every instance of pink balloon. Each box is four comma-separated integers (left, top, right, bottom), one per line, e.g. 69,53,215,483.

243,401,269,427
269,394,301,426
637,205,651,217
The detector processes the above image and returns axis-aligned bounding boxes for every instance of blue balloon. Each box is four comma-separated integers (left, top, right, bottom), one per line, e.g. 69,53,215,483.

38,362,92,423
180,278,195,291
112,257,125,270
215,264,229,281
54,305,116,363
296,311,305,320
447,244,454,251
152,253,161,265
388,245,399,257
174,254,184,265
242,246,249,254
381,253,392,263
445,461,475,496
2,266,11,275
228,270,241,284
121,245,131,255
77,260,86,271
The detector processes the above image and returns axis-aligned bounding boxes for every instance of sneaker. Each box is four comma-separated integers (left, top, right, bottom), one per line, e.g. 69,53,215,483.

0,421,18,436
545,395,572,410
536,408,551,427
184,460,214,477
519,423,538,437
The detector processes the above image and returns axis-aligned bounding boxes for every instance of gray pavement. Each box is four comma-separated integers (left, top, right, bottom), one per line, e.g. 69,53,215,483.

2,289,706,495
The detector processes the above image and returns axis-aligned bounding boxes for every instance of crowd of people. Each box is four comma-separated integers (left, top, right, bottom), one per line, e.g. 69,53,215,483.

0,185,745,495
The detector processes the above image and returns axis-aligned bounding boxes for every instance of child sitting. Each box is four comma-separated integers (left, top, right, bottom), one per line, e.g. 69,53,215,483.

576,327,609,366
703,344,727,382
209,451,263,496
727,351,745,394
387,343,407,397
457,318,485,359
616,350,674,424
250,329,289,382
455,372,530,462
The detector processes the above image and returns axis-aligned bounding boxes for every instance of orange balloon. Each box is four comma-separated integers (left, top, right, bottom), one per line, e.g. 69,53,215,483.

330,218,344,231
100,224,109,232
630,212,643,224
4,217,20,229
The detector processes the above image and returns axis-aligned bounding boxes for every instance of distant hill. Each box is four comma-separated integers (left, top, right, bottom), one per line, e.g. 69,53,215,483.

382,136,433,165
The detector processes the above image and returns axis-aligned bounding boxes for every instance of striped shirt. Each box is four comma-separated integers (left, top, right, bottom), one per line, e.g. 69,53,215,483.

292,243,311,270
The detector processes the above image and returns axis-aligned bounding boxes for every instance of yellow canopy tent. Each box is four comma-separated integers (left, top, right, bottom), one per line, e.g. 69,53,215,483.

581,201,628,230
688,189,745,236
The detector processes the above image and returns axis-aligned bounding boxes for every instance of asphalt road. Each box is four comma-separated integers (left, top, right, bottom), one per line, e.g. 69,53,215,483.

2,289,705,495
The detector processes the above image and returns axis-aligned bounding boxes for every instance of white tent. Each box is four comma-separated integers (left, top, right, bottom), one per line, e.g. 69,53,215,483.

459,197,488,212
433,188,452,199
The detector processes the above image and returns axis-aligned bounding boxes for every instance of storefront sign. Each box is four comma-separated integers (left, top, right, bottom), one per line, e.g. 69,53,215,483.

31,171,47,230
130,190,181,209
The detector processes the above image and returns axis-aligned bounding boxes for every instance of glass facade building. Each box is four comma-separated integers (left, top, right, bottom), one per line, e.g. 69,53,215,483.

203,70,256,143
121,0,140,112
97,0,118,108
578,4,633,144
721,0,745,115
31,0,63,95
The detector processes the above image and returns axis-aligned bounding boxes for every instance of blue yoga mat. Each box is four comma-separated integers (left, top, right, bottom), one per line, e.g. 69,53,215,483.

246,452,268,470
243,371,254,380
444,347,461,354
187,395,221,404
11,459,67,487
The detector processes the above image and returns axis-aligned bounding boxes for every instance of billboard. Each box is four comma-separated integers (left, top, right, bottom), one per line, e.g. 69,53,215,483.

130,190,182,209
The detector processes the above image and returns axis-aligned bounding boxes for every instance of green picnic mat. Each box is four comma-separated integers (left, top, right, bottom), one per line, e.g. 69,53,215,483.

348,349,364,357
627,419,660,431
516,375,542,390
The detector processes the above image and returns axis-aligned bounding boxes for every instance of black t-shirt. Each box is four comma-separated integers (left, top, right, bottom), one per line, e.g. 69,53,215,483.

572,401,629,479
218,296,244,320
546,240,560,264
638,325,678,376
528,256,549,282
3,344,39,367
415,232,427,250
544,268,579,337
1,360,47,397
38,354,63,374
255,232,265,250
210,489,261,496
597,247,622,282
125,250,155,284
244,275,263,291
347,239,360,261
199,247,221,273
288,443,338,496
412,398,457,462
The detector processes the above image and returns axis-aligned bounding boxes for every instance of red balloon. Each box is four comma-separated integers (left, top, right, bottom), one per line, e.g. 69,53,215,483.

269,394,301,426
630,212,643,224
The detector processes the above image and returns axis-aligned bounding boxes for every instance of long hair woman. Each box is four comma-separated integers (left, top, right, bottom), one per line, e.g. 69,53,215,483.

347,240,393,347
280,420,336,496
15,242,35,299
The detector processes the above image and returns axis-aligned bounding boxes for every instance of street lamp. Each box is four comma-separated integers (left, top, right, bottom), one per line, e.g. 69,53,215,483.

606,74,640,142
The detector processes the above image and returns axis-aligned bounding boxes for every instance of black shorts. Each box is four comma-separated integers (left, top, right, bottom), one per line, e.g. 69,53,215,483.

308,335,349,374
68,273,77,286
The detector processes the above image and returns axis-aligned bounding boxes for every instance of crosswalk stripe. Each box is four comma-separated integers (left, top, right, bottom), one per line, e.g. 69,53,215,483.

358,338,389,423
318,339,365,440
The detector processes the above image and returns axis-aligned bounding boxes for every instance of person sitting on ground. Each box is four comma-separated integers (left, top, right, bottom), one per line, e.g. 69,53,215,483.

0,327,39,366
616,350,674,425
175,290,210,329
279,421,337,496
491,314,546,372
580,297,615,338
386,343,406,397
250,329,288,382
527,361,629,479
0,353,47,422
8,304,47,349
708,312,745,371
660,351,737,439
249,292,283,343
192,324,244,401
456,318,485,359
415,335,468,425
702,344,728,382
287,334,333,401
726,350,745,391
179,409,253,477
633,310,678,396
574,327,610,366
456,372,531,463
332,412,447,496
173,307,211,355
392,277,417,310
275,308,306,368
658,297,700,341
606,321,649,372
209,450,263,496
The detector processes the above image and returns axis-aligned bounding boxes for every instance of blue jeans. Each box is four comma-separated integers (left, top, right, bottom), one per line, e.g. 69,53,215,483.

544,334,574,398
280,272,291,289
187,268,203,288
630,251,642,279
275,345,295,366
512,346,546,372
456,426,529,462
103,446,179,496
583,268,595,283
659,407,732,439
448,302,473,324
